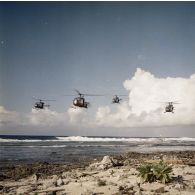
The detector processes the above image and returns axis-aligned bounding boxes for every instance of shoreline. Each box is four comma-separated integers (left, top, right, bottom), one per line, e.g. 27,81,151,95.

0,151,195,194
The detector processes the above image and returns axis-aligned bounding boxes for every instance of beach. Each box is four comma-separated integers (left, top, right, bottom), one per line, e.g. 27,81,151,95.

0,151,195,195
1,2,195,194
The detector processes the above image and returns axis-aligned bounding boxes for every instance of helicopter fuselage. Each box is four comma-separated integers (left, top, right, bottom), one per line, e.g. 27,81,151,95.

73,97,89,108
165,104,174,113
34,101,44,109
112,96,121,104
34,100,50,109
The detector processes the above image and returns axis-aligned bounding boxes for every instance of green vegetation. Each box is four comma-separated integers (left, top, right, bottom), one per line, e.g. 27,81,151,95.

137,161,173,184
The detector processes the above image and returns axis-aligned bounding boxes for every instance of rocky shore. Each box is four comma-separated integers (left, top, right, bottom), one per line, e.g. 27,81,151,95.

0,151,195,195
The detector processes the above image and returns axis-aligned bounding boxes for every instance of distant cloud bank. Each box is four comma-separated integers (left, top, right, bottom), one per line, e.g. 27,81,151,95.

96,68,195,127
1,68,195,132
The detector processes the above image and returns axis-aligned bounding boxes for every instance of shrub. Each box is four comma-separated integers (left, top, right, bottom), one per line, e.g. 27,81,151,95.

137,161,172,184
153,161,173,184
137,164,156,183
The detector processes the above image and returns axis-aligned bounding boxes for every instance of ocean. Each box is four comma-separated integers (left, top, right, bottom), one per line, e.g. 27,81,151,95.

0,135,195,166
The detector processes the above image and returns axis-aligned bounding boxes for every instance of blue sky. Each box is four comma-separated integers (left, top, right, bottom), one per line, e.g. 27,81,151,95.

0,2,195,136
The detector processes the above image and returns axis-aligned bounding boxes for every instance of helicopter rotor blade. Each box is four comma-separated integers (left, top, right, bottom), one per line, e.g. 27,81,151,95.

40,99,56,101
33,99,56,101
74,90,104,96
74,89,82,96
32,96,56,101
83,94,104,96
166,101,180,104
158,100,180,103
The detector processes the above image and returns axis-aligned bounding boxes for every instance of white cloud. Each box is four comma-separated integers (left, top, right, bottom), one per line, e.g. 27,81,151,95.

28,108,68,126
1,68,195,132
67,107,95,129
0,106,20,127
96,68,195,127
67,108,87,124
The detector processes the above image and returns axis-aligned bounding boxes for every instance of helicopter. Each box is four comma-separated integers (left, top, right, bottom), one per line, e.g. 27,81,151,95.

112,95,128,104
72,90,102,108
164,101,180,113
33,98,54,109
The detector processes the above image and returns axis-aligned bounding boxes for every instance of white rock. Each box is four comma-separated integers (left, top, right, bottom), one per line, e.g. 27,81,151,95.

52,174,59,180
89,156,115,170
62,178,70,185
28,173,38,183
174,183,185,190
42,179,57,189
129,168,137,175
57,177,64,186
16,186,34,195
134,190,142,195
141,182,165,193
101,156,112,164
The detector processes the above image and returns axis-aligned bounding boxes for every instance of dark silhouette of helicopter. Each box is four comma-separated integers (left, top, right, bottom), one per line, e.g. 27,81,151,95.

33,98,54,109
72,90,102,108
112,95,128,104
164,101,180,113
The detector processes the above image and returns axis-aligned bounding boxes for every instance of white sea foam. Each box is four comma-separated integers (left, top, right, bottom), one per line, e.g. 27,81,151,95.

56,136,195,142
26,145,68,148
0,136,195,143
0,138,55,143
163,137,195,142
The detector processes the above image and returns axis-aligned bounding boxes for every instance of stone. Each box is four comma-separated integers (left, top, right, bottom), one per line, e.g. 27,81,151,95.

62,178,70,185
129,168,137,175
123,159,131,166
28,173,38,183
89,155,115,170
174,183,185,190
52,175,59,180
101,156,112,164
134,190,143,195
155,186,165,193
57,178,64,186
42,179,57,189
126,184,134,190
133,183,141,192
16,185,35,195
82,189,94,195
46,191,57,195
112,158,123,166
141,182,165,193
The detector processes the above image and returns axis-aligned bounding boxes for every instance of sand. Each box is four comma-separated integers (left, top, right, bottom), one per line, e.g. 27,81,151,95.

0,151,195,195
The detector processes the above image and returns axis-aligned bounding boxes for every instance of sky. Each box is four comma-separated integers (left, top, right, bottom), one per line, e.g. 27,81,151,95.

0,2,195,137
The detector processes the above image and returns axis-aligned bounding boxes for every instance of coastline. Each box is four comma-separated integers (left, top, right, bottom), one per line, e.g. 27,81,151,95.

0,151,195,194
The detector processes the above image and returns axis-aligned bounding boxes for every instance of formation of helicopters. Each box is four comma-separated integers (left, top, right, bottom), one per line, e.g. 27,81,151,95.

33,90,128,110
33,90,180,113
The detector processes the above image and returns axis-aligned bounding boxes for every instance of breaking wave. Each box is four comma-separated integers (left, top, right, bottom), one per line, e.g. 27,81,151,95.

0,136,195,143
